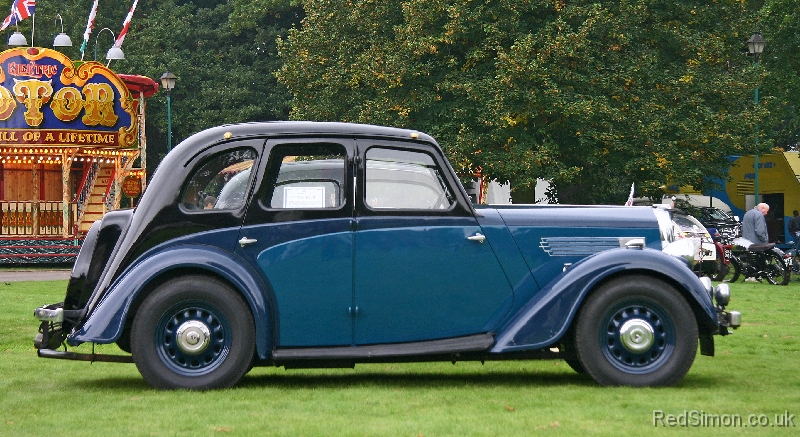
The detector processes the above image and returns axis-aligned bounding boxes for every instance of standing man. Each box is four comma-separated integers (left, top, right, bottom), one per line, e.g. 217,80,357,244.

789,210,800,251
742,203,770,244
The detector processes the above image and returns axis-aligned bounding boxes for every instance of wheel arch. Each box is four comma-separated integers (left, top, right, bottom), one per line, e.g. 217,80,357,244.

68,245,274,360
491,247,718,353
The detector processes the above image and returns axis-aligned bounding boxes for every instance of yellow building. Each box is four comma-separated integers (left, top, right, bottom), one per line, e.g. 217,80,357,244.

668,152,800,244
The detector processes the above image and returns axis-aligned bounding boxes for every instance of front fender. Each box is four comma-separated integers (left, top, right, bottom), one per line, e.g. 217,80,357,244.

491,247,716,353
67,245,272,360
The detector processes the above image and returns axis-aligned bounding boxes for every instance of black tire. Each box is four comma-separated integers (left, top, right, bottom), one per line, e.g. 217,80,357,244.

131,276,255,390
792,254,800,282
719,256,741,283
763,251,790,286
710,255,727,282
574,275,698,387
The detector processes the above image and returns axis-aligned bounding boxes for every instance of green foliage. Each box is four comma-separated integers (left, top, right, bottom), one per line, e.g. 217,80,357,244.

31,0,301,170
760,0,800,151
26,1,800,204
278,0,771,204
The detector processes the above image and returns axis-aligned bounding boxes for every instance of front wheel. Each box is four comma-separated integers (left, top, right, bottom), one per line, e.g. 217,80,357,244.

710,254,727,282
574,275,698,387
763,251,790,285
719,256,741,283
131,276,255,389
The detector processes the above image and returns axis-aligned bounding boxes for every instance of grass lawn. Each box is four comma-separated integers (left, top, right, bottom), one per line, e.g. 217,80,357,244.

1,278,798,436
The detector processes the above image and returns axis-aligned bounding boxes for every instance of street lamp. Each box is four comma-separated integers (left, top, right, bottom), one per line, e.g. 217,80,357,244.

160,70,177,152
747,32,766,203
8,23,27,47
94,28,125,65
53,14,73,48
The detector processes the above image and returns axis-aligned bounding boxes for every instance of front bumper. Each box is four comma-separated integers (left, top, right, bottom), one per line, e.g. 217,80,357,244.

698,277,741,335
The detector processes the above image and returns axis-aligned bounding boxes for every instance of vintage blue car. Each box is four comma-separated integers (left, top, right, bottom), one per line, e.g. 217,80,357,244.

34,122,740,389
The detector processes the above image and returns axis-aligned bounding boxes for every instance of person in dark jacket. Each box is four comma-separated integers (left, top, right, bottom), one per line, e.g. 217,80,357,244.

789,210,800,250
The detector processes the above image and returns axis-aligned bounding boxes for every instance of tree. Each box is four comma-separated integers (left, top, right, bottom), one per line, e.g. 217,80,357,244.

32,0,301,171
759,0,800,151
279,0,766,204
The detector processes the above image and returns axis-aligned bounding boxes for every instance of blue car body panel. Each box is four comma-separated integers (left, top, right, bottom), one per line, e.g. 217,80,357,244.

353,216,513,345
245,219,354,347
67,205,714,358
491,247,716,352
69,229,273,360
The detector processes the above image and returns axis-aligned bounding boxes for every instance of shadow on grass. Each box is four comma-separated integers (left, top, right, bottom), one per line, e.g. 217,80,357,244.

64,370,596,391
63,367,726,391
239,370,597,389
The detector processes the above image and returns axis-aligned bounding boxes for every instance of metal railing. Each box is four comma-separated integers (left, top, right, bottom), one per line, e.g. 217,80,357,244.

74,161,101,227
0,201,77,236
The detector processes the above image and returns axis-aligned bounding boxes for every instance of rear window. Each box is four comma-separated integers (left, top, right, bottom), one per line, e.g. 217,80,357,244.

181,148,257,211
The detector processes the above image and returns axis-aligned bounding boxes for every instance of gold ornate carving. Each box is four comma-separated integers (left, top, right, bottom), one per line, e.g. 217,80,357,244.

50,86,84,121
13,78,53,126
82,83,118,127
0,86,16,120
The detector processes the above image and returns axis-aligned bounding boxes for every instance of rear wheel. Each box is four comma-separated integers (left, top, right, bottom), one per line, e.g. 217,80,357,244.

763,251,790,285
791,253,800,282
574,275,698,386
131,276,255,389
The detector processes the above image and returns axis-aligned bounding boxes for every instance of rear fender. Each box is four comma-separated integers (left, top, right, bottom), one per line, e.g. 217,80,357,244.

491,247,716,353
67,245,272,360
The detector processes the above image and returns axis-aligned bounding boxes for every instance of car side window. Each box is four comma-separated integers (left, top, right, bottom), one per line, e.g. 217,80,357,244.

265,144,346,209
180,148,257,211
365,147,454,210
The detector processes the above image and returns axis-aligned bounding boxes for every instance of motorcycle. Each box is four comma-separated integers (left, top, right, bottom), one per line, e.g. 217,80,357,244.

708,227,740,283
785,248,800,281
724,237,790,285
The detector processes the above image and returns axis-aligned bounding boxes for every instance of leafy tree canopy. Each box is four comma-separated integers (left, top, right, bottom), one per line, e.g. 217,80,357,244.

29,0,300,169
19,1,798,205
278,0,772,204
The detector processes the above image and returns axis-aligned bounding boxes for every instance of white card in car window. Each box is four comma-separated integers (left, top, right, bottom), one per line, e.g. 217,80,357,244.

284,186,325,208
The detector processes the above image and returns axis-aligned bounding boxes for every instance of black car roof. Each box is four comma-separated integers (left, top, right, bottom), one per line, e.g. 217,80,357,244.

178,121,436,147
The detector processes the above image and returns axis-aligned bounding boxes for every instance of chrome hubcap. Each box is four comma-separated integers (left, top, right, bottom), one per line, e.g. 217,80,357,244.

618,318,655,353
175,320,211,355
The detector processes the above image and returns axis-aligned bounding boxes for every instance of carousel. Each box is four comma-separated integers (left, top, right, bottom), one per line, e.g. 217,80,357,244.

0,46,157,263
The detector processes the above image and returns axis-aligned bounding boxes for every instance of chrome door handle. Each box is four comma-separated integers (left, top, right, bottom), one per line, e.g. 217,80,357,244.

467,233,486,243
238,237,258,247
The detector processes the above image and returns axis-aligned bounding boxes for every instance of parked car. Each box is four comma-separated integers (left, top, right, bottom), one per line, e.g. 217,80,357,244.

662,207,718,275
669,200,740,238
697,206,741,239
34,122,740,389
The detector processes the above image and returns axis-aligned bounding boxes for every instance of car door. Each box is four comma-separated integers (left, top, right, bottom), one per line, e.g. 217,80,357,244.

236,139,355,347
353,141,514,345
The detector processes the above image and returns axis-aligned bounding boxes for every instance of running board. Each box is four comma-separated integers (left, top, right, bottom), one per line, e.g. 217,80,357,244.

272,333,495,362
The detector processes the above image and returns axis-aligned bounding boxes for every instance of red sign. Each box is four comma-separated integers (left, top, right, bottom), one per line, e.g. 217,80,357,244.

122,176,141,198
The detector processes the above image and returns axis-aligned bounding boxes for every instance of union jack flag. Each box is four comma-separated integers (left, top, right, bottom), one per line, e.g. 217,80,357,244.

0,0,35,32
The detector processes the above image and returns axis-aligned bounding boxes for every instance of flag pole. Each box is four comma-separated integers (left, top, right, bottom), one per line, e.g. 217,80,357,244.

81,0,100,60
